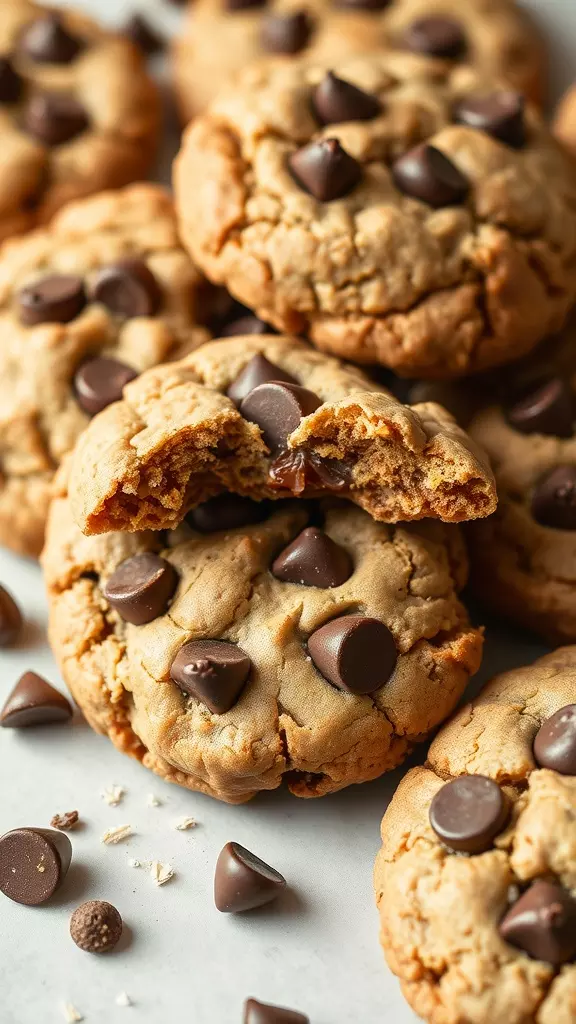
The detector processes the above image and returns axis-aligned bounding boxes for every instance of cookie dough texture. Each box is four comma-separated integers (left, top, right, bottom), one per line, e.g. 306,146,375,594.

43,481,482,803
0,0,160,242
174,55,576,379
68,334,496,537
172,0,544,121
554,83,576,160
0,184,209,557
374,648,576,1024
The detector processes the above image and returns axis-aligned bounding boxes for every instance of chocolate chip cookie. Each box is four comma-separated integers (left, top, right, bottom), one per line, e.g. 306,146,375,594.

172,0,544,121
554,82,576,161
375,647,576,1024
0,184,210,558
0,0,161,243
43,471,482,803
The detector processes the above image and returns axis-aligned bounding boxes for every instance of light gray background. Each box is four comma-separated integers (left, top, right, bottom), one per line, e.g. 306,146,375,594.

0,2,574,1022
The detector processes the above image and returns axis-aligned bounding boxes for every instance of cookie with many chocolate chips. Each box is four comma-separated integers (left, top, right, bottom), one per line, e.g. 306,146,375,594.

375,647,576,1024
42,470,482,803
0,184,211,557
174,53,576,379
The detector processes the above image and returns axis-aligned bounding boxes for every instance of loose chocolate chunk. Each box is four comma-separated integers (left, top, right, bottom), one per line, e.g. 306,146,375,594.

244,998,309,1023
124,14,163,55
455,91,526,149
0,57,23,104
226,0,266,9
392,143,469,208
74,357,138,416
227,354,298,407
307,614,397,694
22,92,89,146
214,842,286,913
0,671,72,728
18,274,86,326
261,11,313,54
19,13,84,64
288,138,362,202
170,640,251,714
531,465,576,530
313,71,381,125
500,880,576,965
533,705,576,775
0,827,72,905
240,382,322,453
70,900,123,953
505,377,574,438
50,811,79,831
187,494,268,533
269,449,350,494
272,527,352,587
429,775,510,853
404,16,466,59
103,553,178,625
91,258,162,318
220,315,272,337
0,584,23,646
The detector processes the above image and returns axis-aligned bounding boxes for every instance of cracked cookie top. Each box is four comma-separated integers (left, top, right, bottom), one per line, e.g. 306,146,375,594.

67,333,496,537
174,53,576,379
375,647,576,1024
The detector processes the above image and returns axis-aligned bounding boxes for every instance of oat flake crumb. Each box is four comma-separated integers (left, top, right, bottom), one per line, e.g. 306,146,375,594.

147,793,161,807
115,992,132,1007
174,816,197,831
101,785,125,806
51,810,79,831
149,860,174,885
62,1003,83,1023
102,824,132,845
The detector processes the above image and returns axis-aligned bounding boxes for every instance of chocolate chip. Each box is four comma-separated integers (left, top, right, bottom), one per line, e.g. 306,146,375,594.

18,274,86,326
74,357,138,416
214,842,286,913
220,315,273,337
505,377,574,437
269,450,351,495
307,614,397,694
404,17,466,59
187,494,268,533
0,584,23,646
50,811,79,831
240,382,322,454
70,900,123,953
103,553,178,625
392,143,469,207
226,0,266,9
313,71,381,125
261,11,313,54
227,354,298,407
124,14,163,55
533,705,576,775
19,13,84,64
499,880,576,965
0,671,72,728
0,57,23,104
170,640,251,714
272,527,352,587
429,775,510,853
531,465,576,530
22,92,89,146
0,827,72,905
91,259,162,318
455,91,526,149
244,998,309,1023
289,138,362,201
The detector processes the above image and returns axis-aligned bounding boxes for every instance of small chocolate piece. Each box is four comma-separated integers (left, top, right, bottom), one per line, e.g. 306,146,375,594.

272,527,352,587
307,614,397,694
269,450,350,494
226,0,266,9
103,553,178,625
124,14,163,55
531,465,576,530
0,57,23,104
170,639,251,714
19,13,83,64
455,91,526,149
0,827,72,905
50,811,79,832
214,842,286,913
227,354,297,407
240,382,322,453
505,377,574,438
187,494,268,533
404,16,466,59
429,775,510,853
0,671,72,728
289,138,362,202
18,274,86,326
220,315,272,337
533,705,576,775
22,92,89,146
244,998,309,1024
313,71,381,125
74,357,138,416
70,900,123,953
0,584,23,646
392,143,469,208
261,11,313,54
91,258,162,318
499,880,576,965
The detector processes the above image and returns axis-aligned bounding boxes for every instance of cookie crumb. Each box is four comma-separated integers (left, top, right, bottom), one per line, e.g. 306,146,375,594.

51,810,79,831
149,860,174,886
101,785,125,806
62,1003,83,1023
70,899,123,953
147,793,161,807
102,824,132,845
115,992,132,1007
127,857,141,868
174,816,197,831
